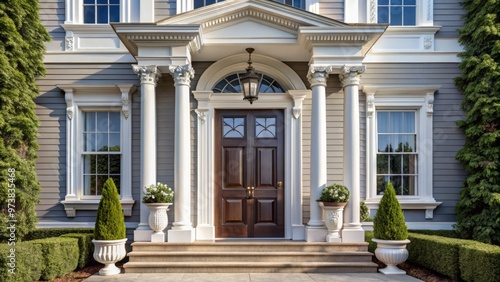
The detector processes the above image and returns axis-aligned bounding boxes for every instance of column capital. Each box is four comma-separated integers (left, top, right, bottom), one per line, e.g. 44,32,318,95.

169,64,195,86
133,65,161,85
339,65,365,88
307,65,333,87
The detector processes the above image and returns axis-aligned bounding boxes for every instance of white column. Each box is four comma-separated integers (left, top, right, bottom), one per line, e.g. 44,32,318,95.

339,65,366,243
132,65,161,241
168,65,196,243
305,66,332,242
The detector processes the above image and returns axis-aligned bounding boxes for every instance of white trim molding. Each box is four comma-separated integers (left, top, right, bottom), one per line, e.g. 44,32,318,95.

362,84,442,219
58,84,136,217
366,0,434,26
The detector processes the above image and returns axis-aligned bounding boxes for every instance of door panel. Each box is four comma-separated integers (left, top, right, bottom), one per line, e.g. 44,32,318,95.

215,110,284,238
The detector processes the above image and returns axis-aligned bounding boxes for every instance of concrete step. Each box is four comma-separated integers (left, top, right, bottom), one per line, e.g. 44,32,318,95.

129,242,368,253
123,261,378,273
127,251,374,263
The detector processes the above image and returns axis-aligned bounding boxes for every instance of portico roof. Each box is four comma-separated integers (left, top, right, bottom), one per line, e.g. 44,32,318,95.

112,0,386,64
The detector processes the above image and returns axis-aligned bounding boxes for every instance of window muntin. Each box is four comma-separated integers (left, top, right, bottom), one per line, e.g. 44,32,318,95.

82,111,121,195
223,117,245,138
378,0,416,26
212,73,286,94
83,0,120,24
376,111,417,195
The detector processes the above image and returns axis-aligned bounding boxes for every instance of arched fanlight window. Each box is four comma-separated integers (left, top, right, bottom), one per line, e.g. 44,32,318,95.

212,73,286,94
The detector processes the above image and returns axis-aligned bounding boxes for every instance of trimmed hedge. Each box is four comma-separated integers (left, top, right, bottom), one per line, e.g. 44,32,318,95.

406,233,471,279
408,229,460,238
0,242,43,282
364,231,377,253
459,242,500,282
29,237,79,280
23,227,93,241
60,233,94,269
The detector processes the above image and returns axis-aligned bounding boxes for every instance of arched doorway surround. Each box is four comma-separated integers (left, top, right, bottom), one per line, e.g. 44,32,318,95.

193,53,311,240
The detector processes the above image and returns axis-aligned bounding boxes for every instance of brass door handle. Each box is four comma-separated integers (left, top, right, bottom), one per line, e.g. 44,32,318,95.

278,181,283,188
246,187,254,199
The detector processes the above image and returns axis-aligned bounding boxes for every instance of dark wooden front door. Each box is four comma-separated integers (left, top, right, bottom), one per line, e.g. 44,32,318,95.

215,110,284,238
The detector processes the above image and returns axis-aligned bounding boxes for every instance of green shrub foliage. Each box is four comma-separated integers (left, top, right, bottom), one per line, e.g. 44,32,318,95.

61,233,95,269
30,237,79,280
0,241,43,281
454,0,500,245
373,183,408,240
360,201,370,222
24,227,93,241
94,178,126,240
459,242,500,282
0,0,50,241
364,231,377,254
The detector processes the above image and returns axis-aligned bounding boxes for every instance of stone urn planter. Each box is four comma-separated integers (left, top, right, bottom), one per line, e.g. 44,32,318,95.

319,202,347,242
92,238,127,276
372,238,411,274
146,203,172,235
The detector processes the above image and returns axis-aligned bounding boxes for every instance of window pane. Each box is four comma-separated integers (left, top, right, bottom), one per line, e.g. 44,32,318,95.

377,154,389,174
392,134,403,152
84,6,95,24
109,133,120,150
390,112,403,133
390,0,402,4
110,0,120,3
391,176,403,195
97,0,108,4
256,118,276,138
109,5,120,22
404,6,416,25
377,112,389,133
390,7,403,26
97,112,108,132
401,134,416,152
378,135,391,152
194,0,204,8
85,133,96,151
109,155,121,174
97,155,109,174
97,5,108,24
403,175,416,195
223,118,245,138
377,176,389,195
84,154,96,174
84,0,95,4
378,7,389,24
403,112,415,133
96,133,108,151
85,112,96,131
96,175,105,195
403,154,417,174
109,112,120,132
404,0,416,4
207,0,216,5
390,154,402,174
379,0,389,4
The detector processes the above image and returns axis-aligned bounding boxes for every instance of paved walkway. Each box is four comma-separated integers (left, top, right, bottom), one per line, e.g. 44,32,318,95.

85,272,422,281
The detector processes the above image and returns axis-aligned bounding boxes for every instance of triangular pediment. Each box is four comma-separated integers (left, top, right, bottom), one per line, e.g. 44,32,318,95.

156,0,349,31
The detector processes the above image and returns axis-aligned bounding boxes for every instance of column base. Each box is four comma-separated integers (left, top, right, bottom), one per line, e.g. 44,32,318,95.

341,228,365,243
305,226,327,242
292,224,306,240
196,225,215,241
151,232,166,242
326,234,342,243
168,228,196,243
134,229,153,242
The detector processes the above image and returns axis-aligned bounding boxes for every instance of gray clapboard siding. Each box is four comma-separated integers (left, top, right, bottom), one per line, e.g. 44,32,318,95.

434,0,465,38
40,0,65,52
155,0,176,21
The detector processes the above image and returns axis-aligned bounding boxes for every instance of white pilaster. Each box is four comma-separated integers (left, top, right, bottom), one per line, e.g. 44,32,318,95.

139,0,155,23
339,65,365,243
193,91,215,241
306,66,332,242
168,64,196,243
133,65,161,241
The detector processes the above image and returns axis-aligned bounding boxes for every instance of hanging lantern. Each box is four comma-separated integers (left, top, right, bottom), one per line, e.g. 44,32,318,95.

240,48,260,104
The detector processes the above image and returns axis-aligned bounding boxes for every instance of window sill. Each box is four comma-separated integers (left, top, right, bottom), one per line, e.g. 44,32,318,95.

61,199,135,218
365,198,441,219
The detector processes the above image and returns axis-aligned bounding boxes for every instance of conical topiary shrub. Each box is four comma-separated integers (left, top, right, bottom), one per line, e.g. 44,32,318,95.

94,178,126,240
373,182,408,240
92,178,127,276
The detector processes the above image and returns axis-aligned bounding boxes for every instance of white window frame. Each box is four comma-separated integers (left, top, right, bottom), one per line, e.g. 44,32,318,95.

362,85,441,219
65,0,134,24
59,84,136,217
365,0,433,26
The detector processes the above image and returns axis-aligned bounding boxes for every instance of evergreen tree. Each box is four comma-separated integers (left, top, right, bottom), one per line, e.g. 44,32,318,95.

373,183,408,240
0,0,50,240
94,178,126,240
454,0,500,245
